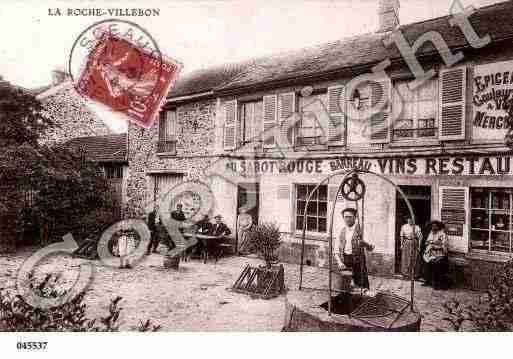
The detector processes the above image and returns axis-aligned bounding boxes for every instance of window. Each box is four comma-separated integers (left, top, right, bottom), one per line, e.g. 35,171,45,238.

296,111,324,146
392,79,438,140
295,184,328,233
158,110,177,153
471,188,513,253
104,165,123,179
238,100,262,145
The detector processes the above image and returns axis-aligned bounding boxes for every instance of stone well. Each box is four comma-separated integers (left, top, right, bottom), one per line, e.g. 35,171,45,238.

283,289,421,332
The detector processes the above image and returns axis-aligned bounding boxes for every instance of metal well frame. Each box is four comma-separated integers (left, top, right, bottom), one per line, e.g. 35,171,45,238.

298,169,417,315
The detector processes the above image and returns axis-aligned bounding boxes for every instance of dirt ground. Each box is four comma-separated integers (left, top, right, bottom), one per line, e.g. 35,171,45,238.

0,247,482,331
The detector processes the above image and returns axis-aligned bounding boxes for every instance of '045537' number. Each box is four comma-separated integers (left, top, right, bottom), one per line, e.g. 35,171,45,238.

17,342,48,350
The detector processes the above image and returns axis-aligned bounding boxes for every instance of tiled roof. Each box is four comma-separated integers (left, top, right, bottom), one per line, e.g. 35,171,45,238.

217,1,513,91
167,61,253,98
28,85,52,96
66,134,127,163
166,1,513,98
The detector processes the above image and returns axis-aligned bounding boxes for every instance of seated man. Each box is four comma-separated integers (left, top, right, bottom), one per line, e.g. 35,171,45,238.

334,208,374,289
209,215,232,261
194,214,213,258
196,214,213,235
212,215,231,237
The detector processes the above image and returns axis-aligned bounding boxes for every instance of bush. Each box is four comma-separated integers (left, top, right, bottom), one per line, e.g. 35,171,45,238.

443,260,513,331
0,273,160,332
246,222,282,268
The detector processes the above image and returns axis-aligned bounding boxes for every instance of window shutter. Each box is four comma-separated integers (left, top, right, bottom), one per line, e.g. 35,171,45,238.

439,186,469,253
223,100,237,150
327,86,346,146
370,79,391,143
262,95,278,148
278,92,296,147
158,112,166,141
439,67,466,141
166,110,176,141
276,184,291,232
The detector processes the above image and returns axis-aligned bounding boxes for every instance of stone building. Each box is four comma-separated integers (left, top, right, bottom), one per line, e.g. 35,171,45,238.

35,69,112,145
126,0,513,289
67,134,129,208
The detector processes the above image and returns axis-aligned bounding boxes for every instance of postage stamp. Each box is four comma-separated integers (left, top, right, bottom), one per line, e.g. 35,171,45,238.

70,20,182,128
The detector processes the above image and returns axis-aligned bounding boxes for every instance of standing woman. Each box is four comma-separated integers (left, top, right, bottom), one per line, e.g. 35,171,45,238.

400,216,422,279
237,208,253,254
422,220,449,289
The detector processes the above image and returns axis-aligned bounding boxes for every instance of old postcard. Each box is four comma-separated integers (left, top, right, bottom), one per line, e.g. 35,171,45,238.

1,0,513,353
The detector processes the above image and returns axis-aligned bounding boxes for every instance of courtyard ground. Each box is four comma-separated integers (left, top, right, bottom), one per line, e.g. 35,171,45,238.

0,247,482,331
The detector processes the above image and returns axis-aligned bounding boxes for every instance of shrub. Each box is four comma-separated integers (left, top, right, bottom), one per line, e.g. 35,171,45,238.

443,260,513,331
0,273,160,332
246,222,282,268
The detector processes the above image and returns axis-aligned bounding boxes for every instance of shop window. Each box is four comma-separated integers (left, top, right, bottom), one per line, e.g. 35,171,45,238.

392,79,438,141
238,100,263,146
295,184,328,233
471,188,513,253
158,110,177,154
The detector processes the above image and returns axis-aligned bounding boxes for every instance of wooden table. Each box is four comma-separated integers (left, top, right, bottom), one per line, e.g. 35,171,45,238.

183,233,229,263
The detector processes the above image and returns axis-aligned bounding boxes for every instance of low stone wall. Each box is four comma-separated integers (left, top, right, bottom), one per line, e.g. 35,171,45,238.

278,241,394,276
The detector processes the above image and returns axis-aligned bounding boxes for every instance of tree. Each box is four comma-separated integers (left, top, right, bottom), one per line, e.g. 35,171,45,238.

0,78,117,252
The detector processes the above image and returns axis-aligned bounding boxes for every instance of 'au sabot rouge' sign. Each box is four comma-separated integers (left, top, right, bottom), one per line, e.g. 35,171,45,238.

226,156,513,176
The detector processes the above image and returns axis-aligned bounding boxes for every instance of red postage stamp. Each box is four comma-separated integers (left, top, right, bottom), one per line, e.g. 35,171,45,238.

75,33,182,128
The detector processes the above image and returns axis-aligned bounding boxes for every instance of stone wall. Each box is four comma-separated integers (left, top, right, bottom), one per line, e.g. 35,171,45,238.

38,85,112,144
125,98,217,216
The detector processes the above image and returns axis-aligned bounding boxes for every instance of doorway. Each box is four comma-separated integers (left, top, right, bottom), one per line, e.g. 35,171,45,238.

236,183,260,249
394,185,431,274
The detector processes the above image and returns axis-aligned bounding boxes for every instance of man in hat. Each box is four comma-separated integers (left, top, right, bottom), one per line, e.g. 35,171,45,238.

146,205,160,255
334,207,374,289
212,215,231,237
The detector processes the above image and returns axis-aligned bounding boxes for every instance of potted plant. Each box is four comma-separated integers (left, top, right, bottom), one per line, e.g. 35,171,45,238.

232,222,284,298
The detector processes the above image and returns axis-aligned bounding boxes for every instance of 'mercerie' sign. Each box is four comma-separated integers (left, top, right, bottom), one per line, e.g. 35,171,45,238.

473,60,513,141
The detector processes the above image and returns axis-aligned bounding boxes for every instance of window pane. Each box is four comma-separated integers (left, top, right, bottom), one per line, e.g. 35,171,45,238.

307,216,317,231
471,209,488,229
417,80,436,100
308,185,318,200
318,218,327,233
307,202,317,216
471,189,489,208
417,100,435,119
318,186,327,201
492,191,509,209
297,186,307,200
296,216,304,231
318,202,327,217
471,230,489,250
492,211,509,231
491,231,510,253
297,200,306,216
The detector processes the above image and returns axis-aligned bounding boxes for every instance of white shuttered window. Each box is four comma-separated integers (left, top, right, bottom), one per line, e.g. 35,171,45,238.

439,67,467,141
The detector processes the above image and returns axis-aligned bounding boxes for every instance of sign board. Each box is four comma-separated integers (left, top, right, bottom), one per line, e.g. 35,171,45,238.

225,155,513,177
473,60,513,142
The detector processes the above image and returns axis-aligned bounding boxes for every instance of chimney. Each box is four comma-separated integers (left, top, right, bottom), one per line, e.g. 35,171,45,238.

377,0,400,33
51,68,68,86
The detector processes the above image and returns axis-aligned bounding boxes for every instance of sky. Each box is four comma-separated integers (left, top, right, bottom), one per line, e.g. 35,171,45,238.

0,0,504,131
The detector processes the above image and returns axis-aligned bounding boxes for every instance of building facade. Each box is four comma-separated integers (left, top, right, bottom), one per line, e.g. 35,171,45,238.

126,0,513,289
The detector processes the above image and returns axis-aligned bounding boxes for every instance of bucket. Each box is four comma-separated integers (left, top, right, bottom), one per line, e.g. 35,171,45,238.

332,270,352,292
163,254,180,270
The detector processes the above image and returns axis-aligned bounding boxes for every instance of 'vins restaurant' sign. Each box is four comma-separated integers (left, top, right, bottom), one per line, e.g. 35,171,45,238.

226,155,513,176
